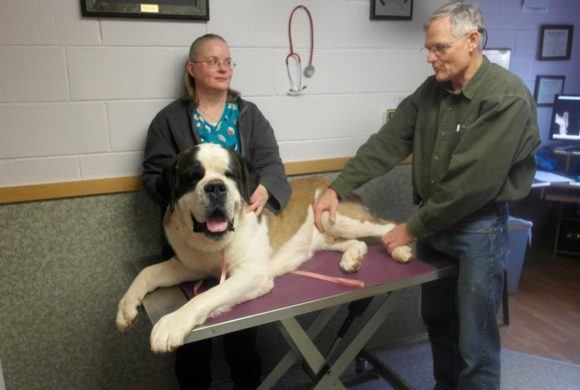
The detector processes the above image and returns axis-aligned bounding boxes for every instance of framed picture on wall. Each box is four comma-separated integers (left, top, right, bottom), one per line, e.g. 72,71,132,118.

534,75,565,106
81,0,209,20
538,24,574,60
370,0,413,20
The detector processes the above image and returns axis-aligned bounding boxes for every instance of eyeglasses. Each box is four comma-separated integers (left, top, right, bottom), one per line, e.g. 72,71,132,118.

191,58,236,70
421,31,473,58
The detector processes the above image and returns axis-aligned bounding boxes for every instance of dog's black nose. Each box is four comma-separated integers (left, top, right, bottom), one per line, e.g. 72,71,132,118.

204,181,227,200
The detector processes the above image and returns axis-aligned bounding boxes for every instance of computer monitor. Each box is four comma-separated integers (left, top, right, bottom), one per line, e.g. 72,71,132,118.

549,94,580,150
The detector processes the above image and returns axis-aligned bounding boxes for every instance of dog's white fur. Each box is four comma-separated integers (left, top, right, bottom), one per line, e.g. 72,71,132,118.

116,144,412,353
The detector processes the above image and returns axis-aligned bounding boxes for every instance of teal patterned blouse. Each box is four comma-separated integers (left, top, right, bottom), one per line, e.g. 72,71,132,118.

193,101,241,153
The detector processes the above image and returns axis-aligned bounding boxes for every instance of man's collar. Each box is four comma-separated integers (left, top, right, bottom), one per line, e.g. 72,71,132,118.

462,55,489,99
442,55,489,99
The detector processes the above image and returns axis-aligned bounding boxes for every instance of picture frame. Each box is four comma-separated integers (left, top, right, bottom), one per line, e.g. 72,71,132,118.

81,0,209,21
370,0,413,20
483,48,511,70
386,109,396,123
534,75,565,106
538,24,574,60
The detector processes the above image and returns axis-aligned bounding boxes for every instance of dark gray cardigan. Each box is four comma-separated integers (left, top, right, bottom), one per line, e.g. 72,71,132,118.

142,97,291,213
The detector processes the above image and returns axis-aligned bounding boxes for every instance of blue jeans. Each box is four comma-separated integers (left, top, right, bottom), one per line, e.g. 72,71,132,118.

419,204,508,390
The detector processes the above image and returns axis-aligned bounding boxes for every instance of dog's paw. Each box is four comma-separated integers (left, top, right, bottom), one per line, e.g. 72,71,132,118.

339,242,368,273
391,246,413,263
340,255,361,273
150,310,200,354
116,297,140,332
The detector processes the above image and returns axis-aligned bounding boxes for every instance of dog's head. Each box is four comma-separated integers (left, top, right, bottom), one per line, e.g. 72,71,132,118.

160,143,259,241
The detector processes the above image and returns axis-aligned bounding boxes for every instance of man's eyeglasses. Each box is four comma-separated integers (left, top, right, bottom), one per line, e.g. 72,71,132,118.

421,30,478,58
192,58,236,70
420,43,457,58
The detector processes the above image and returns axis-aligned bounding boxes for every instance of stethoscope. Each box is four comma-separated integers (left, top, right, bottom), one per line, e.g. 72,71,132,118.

286,5,314,96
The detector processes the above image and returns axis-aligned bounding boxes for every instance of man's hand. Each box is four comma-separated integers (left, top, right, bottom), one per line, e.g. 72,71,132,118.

246,184,269,216
381,223,415,254
313,188,340,233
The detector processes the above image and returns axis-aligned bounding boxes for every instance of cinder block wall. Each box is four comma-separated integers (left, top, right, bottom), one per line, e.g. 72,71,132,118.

2,0,580,188
0,0,448,188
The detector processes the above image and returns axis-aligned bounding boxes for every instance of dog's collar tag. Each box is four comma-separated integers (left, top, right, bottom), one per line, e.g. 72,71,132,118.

219,249,227,284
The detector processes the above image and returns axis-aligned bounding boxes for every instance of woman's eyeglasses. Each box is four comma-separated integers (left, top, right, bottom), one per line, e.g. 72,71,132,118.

192,58,236,69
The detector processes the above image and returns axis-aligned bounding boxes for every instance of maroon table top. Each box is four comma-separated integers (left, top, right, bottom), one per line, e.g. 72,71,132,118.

180,246,437,325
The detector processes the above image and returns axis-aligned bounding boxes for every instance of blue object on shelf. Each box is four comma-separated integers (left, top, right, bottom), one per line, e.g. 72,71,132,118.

536,147,560,171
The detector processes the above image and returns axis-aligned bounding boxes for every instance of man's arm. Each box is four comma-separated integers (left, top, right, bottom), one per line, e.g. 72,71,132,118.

313,93,419,232
330,95,417,198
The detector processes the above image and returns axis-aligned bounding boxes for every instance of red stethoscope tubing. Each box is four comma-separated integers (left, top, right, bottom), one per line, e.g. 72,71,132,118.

285,5,314,67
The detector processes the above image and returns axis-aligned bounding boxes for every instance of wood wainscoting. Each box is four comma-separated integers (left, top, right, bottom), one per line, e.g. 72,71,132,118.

5,156,412,205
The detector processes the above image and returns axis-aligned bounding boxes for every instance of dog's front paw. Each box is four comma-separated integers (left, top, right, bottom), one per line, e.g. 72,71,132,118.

116,296,140,332
150,310,200,354
391,245,413,263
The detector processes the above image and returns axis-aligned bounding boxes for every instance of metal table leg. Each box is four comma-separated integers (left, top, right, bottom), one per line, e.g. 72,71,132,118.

312,293,397,389
259,306,340,390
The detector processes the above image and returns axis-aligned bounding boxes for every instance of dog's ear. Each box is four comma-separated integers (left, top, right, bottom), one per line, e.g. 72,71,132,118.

235,152,260,204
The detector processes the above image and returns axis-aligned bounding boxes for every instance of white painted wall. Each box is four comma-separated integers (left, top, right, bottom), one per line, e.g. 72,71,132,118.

0,0,443,187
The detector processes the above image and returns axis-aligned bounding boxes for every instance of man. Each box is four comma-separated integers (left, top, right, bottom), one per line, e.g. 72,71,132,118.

313,2,540,389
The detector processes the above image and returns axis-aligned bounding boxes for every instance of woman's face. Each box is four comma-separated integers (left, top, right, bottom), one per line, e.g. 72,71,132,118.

187,38,233,95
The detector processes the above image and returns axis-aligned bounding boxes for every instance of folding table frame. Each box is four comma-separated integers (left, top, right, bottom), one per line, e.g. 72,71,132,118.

137,247,455,388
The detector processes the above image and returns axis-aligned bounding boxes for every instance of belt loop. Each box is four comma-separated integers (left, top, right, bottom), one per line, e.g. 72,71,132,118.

497,202,509,223
413,191,422,205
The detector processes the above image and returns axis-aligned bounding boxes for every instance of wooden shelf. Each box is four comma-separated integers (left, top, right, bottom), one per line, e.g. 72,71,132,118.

545,192,580,204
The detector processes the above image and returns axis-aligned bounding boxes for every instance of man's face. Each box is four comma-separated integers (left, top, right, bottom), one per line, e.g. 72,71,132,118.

423,16,475,89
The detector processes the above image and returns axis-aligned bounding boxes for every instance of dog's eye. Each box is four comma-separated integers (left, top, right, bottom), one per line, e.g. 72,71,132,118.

178,173,203,193
191,172,204,182
225,171,238,181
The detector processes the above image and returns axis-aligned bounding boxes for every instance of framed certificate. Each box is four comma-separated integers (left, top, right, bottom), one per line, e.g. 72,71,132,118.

534,75,565,106
538,24,574,60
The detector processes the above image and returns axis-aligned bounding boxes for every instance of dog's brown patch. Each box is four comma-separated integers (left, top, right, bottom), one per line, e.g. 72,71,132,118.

264,176,395,252
264,177,330,251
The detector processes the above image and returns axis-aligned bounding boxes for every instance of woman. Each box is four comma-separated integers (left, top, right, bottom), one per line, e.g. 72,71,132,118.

142,34,291,390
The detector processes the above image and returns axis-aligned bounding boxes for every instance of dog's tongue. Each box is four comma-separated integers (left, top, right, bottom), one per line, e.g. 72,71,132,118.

206,215,228,233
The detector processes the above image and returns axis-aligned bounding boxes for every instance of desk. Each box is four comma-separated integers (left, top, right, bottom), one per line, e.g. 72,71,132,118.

544,182,580,258
137,246,455,389
536,147,580,258
552,148,580,175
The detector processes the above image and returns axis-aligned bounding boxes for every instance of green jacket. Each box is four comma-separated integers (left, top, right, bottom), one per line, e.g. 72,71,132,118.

331,56,540,239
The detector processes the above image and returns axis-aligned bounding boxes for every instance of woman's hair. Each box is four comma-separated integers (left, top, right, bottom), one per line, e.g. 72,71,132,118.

182,33,239,102
424,1,486,51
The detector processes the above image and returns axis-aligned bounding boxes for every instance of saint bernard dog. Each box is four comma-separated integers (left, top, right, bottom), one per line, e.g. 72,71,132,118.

116,143,413,353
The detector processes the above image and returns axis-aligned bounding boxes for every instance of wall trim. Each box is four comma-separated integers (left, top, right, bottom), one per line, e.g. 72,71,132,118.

0,155,411,205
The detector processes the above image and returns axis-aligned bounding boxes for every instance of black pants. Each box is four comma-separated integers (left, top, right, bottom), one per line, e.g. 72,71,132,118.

175,327,262,389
